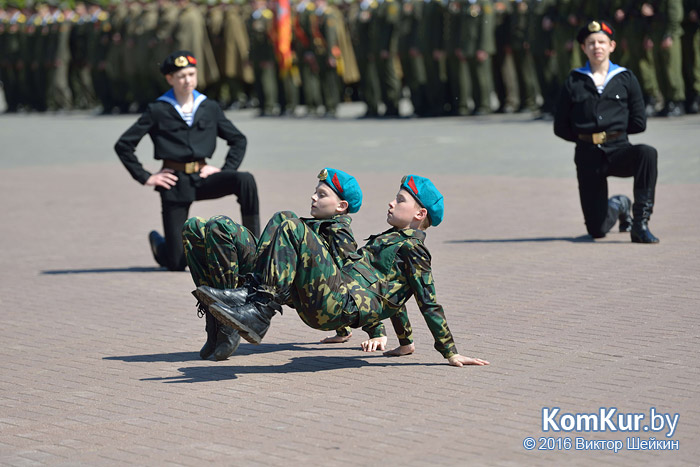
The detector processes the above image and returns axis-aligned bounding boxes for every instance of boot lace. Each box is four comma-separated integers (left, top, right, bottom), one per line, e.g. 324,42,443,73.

197,301,207,318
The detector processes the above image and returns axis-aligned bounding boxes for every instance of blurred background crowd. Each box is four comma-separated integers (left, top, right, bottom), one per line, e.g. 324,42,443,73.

1,0,699,118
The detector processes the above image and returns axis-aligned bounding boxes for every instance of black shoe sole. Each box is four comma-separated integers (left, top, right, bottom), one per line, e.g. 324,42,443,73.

195,286,248,309
209,303,263,345
193,287,219,308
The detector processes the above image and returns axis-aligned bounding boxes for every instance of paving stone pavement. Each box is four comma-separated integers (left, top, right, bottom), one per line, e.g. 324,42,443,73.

1,106,699,466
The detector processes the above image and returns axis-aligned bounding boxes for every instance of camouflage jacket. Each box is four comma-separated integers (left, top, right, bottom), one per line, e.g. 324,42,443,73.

302,214,357,269
303,214,388,339
346,228,457,358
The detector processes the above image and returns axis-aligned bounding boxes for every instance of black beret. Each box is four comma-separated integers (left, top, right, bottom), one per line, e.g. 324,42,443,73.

577,20,615,44
160,50,197,75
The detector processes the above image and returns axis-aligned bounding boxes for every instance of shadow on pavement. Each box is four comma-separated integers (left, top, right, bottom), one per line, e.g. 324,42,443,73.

41,266,168,274
141,355,440,383
104,342,324,363
447,235,602,244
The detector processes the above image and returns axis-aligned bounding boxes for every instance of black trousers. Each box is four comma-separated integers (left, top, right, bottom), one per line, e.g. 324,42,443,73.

575,143,658,238
161,171,259,271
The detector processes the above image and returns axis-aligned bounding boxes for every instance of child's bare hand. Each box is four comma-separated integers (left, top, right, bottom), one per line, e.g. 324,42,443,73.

199,165,221,179
448,354,490,367
360,336,387,352
145,168,178,189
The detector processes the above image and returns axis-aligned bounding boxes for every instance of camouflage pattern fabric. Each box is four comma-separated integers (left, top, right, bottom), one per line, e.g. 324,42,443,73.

183,214,257,289
183,211,390,339
346,228,455,357
255,222,455,358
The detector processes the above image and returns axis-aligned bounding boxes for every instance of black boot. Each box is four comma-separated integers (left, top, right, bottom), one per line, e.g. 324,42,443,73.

148,230,167,267
198,303,218,360
210,297,281,345
199,275,286,344
242,215,260,238
193,286,249,310
631,189,660,244
609,195,632,232
213,325,241,360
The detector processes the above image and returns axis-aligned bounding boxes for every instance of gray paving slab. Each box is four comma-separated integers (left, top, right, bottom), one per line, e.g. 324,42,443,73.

0,107,699,466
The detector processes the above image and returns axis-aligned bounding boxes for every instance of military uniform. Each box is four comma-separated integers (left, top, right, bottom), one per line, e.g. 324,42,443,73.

154,0,181,95
352,0,382,116
460,0,496,115
185,211,389,336
131,1,160,110
230,219,454,357
554,23,660,243
315,2,344,116
682,0,700,112
423,0,447,116
247,3,278,115
46,7,74,111
445,0,470,115
223,0,255,107
618,1,662,110
205,2,226,102
86,5,115,113
105,1,131,112
492,0,518,113
114,52,259,271
509,0,540,111
650,0,686,115
295,0,324,114
202,176,456,359
373,0,401,116
529,0,557,115
185,168,393,353
1,7,27,112
397,0,429,116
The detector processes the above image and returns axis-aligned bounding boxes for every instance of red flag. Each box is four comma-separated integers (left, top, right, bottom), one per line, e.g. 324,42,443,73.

276,0,292,75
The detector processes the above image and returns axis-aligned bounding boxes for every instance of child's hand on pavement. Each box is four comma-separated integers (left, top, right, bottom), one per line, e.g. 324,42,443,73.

360,336,387,352
448,354,490,367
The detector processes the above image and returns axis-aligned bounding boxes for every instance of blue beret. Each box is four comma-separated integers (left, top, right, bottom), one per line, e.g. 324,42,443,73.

400,175,444,226
160,50,197,75
318,168,363,214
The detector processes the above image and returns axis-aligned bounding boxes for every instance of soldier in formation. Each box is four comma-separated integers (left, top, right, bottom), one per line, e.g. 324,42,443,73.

2,0,699,117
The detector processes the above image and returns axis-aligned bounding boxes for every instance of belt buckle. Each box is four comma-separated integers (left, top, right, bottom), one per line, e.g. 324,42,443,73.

592,131,607,145
184,161,197,174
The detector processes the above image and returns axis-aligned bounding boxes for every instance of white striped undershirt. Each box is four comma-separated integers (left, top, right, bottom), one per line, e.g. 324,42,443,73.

182,110,194,126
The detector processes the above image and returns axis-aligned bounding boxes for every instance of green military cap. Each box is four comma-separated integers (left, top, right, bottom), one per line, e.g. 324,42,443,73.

400,175,444,226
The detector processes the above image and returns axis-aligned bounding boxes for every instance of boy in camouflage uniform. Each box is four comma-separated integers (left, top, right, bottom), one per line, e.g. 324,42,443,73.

184,168,397,360
200,175,489,367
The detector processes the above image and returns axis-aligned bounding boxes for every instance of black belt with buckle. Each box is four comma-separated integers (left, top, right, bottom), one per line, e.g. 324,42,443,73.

162,159,206,174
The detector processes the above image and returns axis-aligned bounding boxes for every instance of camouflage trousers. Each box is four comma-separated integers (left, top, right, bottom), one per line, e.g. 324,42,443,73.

184,212,394,338
255,217,404,333
182,211,298,289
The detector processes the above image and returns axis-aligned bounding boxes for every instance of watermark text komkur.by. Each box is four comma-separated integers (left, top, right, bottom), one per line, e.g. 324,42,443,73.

542,407,679,437
521,407,681,453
